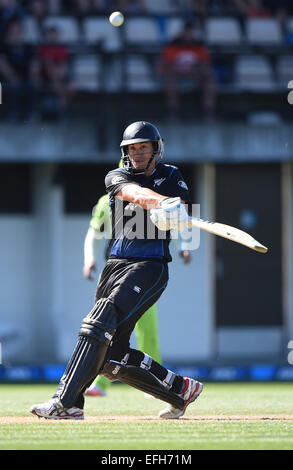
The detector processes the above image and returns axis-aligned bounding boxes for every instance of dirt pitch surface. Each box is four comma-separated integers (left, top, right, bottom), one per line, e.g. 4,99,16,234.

2,415,293,424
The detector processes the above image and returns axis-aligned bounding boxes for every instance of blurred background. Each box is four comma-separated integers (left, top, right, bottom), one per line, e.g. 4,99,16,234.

0,0,293,384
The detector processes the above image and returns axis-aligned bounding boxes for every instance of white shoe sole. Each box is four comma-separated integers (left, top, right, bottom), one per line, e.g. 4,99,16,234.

159,381,203,419
30,407,84,420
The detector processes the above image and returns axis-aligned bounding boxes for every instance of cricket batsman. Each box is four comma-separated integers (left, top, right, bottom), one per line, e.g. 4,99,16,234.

30,121,203,420
83,191,162,397
83,186,191,396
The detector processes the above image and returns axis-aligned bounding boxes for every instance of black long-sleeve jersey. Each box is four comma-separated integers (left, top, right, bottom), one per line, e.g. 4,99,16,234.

105,162,191,263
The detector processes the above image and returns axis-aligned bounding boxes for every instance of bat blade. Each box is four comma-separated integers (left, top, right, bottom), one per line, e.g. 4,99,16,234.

187,217,268,253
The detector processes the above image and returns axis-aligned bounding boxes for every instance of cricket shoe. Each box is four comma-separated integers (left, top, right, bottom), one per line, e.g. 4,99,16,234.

85,384,107,397
159,378,203,419
30,398,84,420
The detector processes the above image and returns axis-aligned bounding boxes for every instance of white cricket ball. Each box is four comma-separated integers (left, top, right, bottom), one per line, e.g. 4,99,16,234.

109,11,124,27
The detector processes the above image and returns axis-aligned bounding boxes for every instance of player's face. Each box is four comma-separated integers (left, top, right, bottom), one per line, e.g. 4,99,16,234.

128,141,155,174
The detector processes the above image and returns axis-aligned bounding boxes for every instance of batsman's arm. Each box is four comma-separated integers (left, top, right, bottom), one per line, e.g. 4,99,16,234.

83,227,101,280
83,197,111,280
84,227,101,265
117,184,167,209
116,184,186,210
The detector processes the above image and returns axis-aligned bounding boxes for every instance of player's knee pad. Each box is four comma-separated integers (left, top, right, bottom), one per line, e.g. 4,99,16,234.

78,298,117,346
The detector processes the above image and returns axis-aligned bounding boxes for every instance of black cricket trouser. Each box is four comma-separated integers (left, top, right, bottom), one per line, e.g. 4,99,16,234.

72,258,169,408
95,258,169,363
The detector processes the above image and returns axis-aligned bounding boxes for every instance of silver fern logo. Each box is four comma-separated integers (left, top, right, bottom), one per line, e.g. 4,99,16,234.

112,175,125,184
154,178,166,186
178,180,188,190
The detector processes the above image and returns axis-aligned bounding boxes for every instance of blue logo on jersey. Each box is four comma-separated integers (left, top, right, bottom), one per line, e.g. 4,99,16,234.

178,180,188,190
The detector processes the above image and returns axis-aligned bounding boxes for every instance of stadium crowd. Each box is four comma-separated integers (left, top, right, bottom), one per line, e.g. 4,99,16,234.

0,0,291,121
0,1,292,20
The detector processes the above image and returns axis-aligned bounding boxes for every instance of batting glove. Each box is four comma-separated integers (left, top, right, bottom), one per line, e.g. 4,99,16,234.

150,197,188,231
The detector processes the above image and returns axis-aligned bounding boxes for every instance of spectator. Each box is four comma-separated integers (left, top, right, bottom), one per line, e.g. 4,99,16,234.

0,19,40,120
27,0,49,23
262,0,293,32
69,0,109,17
71,0,94,17
0,0,26,40
37,25,76,119
57,0,147,16
158,21,217,122
47,0,62,15
228,1,293,34
225,0,271,32
230,0,271,17
175,0,209,27
114,0,147,14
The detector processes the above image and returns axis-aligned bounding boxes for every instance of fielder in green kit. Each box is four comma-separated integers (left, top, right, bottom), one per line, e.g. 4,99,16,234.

83,192,162,396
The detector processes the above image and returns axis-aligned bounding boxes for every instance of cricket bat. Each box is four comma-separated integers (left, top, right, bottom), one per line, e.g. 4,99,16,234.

187,217,268,253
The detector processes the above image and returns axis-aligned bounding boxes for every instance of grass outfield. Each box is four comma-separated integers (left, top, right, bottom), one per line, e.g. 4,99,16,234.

0,382,293,450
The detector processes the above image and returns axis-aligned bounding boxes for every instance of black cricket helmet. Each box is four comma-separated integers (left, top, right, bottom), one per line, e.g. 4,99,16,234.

120,121,164,174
